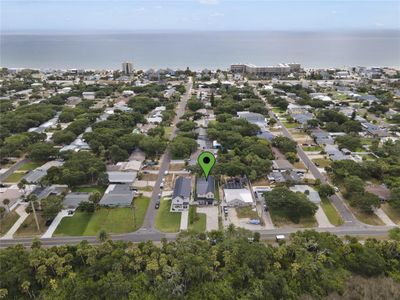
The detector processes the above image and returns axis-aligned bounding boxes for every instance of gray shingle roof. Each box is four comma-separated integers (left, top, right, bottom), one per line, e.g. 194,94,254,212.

196,176,215,195
173,177,191,199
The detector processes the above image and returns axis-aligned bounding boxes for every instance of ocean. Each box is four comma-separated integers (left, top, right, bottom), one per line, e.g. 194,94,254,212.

1,30,399,70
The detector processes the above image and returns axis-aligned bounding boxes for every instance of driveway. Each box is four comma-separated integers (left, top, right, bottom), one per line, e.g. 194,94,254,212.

197,206,219,231
315,205,334,228
42,210,71,238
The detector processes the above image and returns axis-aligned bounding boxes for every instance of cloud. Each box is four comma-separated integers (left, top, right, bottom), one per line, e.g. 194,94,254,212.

199,0,219,5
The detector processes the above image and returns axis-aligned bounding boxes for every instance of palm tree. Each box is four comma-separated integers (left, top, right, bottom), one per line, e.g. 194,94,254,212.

97,229,108,243
3,199,10,212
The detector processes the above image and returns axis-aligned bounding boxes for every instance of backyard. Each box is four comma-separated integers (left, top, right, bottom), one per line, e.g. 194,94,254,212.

54,196,150,236
154,199,181,232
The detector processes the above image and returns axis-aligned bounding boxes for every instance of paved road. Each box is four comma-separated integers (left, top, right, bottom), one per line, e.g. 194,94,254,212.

0,224,395,248
254,87,360,226
0,158,29,182
141,78,193,230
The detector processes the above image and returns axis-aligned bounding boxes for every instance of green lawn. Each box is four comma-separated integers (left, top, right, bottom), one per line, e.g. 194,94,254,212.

17,161,43,171
320,197,344,226
270,210,317,228
0,211,19,236
55,197,150,236
312,158,331,168
4,172,26,183
272,107,285,114
303,146,322,152
282,121,298,129
188,212,206,232
352,208,384,226
71,186,107,195
165,126,173,139
381,203,400,225
154,200,181,232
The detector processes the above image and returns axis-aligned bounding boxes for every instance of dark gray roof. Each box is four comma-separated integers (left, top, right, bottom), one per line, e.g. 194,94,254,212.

63,192,90,209
196,176,215,195
23,169,47,183
172,177,191,199
99,184,134,206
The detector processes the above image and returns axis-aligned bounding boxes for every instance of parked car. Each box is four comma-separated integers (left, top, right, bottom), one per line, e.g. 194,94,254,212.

155,201,160,209
164,170,168,176
160,182,164,189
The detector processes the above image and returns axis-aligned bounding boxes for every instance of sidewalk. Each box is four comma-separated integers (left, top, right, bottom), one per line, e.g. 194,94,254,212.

180,210,188,231
374,208,397,226
1,203,29,239
42,210,70,238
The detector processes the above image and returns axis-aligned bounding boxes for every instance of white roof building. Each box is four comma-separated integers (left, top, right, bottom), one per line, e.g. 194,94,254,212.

224,188,254,207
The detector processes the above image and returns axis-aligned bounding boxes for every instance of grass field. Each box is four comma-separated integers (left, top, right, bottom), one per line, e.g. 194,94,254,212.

282,121,298,129
0,211,19,236
352,208,385,226
270,210,317,228
15,213,47,237
236,206,259,219
165,126,173,139
303,146,322,152
54,197,150,236
188,207,206,233
3,172,26,183
320,197,344,226
154,200,181,232
17,161,43,171
272,107,285,114
71,186,107,195
381,203,400,225
312,158,331,168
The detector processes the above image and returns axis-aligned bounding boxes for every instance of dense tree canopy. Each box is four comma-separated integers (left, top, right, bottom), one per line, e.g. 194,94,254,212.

1,230,399,299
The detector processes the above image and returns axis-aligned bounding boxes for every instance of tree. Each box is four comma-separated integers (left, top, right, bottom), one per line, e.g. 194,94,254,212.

139,136,167,158
318,184,335,198
41,195,63,220
109,145,129,163
336,135,362,152
27,143,58,162
388,227,400,241
2,199,10,211
170,136,198,159
264,187,318,223
98,230,109,242
343,176,364,198
272,136,297,153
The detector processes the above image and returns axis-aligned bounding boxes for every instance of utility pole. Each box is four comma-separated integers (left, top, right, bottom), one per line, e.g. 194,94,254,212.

31,201,40,232
132,200,136,229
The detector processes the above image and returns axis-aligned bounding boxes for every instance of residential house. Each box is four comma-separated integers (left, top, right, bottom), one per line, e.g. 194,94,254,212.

99,184,134,207
171,177,191,212
63,192,90,209
107,171,137,184
290,185,321,204
196,176,215,205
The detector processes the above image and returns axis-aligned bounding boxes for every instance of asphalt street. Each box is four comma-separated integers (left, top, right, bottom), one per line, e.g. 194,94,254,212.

141,78,193,230
256,87,361,227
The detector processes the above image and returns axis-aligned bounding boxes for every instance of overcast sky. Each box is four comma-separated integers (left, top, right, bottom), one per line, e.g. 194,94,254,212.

1,0,400,32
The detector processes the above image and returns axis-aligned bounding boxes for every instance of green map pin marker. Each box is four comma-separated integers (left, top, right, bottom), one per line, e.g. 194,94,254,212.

198,151,216,180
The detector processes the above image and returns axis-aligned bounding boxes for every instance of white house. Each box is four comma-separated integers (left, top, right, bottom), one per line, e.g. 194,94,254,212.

171,177,191,212
224,188,253,207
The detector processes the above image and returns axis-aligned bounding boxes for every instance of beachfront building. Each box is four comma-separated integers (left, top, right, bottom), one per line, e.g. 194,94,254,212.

230,63,301,77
